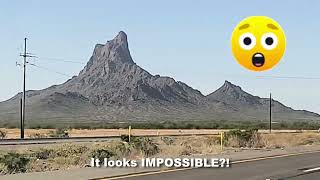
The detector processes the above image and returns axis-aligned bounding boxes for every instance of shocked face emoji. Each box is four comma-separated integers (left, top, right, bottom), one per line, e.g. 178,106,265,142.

231,16,286,71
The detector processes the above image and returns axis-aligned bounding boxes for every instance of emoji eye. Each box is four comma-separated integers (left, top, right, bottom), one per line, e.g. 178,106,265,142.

239,33,256,50
261,33,278,50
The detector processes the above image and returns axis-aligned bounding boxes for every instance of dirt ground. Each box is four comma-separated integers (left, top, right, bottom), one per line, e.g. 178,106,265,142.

0,128,317,139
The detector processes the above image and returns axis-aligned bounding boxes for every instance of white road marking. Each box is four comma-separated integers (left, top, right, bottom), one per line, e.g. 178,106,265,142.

303,167,320,173
100,150,320,180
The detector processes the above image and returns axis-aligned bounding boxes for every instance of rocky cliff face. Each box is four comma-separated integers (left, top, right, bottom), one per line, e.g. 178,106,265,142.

59,31,204,105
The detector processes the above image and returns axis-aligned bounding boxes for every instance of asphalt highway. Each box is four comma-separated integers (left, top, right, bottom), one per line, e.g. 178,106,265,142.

0,136,119,146
119,152,320,180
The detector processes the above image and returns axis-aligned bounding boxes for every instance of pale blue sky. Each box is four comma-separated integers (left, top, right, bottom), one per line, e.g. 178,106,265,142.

1,0,320,113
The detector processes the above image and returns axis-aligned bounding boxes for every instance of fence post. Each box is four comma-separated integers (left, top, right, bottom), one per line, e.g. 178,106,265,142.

220,132,224,151
128,126,131,142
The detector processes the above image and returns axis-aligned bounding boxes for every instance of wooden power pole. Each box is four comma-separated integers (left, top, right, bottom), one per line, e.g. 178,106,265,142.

19,38,34,139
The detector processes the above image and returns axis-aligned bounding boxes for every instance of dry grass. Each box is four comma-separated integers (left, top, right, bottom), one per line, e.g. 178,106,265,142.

1,128,317,139
1,128,222,139
1,133,320,175
157,136,221,157
260,133,320,148
223,132,320,149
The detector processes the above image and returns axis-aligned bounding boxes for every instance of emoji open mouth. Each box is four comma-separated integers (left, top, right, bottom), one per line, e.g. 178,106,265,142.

252,53,265,67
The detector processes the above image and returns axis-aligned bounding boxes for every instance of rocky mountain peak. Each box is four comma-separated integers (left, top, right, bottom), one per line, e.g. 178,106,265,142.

114,31,128,45
59,31,204,106
206,81,261,106
79,31,134,75
102,31,133,64
220,80,243,93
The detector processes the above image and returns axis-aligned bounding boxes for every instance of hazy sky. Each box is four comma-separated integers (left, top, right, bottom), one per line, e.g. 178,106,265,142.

1,0,320,113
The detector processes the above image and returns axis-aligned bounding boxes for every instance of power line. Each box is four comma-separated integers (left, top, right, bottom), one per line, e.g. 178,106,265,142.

29,63,72,77
256,75,320,80
26,63,320,82
223,73,320,80
36,57,86,64
25,59,320,81
25,56,320,80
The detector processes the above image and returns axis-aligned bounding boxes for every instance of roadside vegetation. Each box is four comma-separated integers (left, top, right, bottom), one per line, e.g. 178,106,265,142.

0,130,7,139
0,136,159,175
1,131,320,175
2,120,320,130
27,128,69,139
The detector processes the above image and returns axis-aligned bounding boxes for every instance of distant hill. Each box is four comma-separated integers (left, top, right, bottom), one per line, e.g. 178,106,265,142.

0,31,319,128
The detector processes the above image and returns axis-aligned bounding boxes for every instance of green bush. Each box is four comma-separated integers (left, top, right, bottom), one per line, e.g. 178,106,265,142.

118,136,159,156
90,148,115,161
31,148,54,160
0,152,30,174
111,142,133,157
131,137,159,157
224,129,260,147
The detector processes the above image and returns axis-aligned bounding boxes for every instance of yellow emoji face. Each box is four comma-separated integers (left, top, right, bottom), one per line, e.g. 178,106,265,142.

231,16,286,71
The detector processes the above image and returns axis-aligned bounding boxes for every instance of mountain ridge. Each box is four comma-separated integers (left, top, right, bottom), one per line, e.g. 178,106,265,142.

0,31,319,127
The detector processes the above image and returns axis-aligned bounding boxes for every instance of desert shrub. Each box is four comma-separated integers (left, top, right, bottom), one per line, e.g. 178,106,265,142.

178,139,201,156
131,137,159,157
246,131,264,148
41,124,55,129
31,148,54,160
161,136,175,145
28,125,42,129
179,145,194,156
119,136,161,156
0,152,30,174
120,135,130,142
52,144,89,158
0,130,7,139
90,148,115,161
29,133,47,139
111,142,133,157
48,128,69,138
224,129,261,148
205,136,220,146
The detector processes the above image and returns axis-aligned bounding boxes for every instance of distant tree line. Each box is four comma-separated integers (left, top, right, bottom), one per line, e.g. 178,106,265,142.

1,120,319,130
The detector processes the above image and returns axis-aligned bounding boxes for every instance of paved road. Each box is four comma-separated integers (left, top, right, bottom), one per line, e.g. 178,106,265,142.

121,152,320,180
0,136,120,146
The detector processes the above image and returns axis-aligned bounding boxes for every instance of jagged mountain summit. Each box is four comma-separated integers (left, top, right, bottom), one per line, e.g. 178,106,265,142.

0,31,319,127
207,81,262,106
60,31,204,106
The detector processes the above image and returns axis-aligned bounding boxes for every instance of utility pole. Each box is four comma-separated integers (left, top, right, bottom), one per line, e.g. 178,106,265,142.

19,38,34,139
269,93,272,134
20,38,27,139
20,99,23,138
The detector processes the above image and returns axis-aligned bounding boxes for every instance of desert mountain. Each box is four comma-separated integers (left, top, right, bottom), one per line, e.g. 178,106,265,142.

57,31,203,106
0,31,319,127
207,81,262,106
